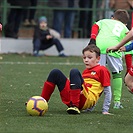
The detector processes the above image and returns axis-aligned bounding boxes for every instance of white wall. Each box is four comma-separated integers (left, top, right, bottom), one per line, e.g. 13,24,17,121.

0,38,89,56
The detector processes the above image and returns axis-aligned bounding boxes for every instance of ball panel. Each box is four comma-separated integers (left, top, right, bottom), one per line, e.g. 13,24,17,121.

26,96,48,116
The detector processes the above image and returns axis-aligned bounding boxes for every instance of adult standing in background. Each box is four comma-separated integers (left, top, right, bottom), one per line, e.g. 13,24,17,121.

78,0,93,38
23,0,38,27
78,0,106,38
48,0,79,38
4,0,30,39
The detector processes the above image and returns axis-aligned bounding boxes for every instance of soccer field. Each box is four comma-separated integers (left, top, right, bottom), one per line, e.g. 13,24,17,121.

0,54,133,133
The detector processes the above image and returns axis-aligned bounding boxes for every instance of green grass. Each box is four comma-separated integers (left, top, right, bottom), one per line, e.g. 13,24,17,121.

0,54,133,133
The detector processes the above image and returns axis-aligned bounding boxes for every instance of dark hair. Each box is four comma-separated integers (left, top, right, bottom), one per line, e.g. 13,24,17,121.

82,45,100,57
113,9,129,24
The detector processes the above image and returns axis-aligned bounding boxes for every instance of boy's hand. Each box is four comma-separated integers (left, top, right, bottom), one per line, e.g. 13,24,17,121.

119,46,126,52
0,24,2,31
88,39,96,45
106,46,119,53
46,35,53,40
102,112,114,115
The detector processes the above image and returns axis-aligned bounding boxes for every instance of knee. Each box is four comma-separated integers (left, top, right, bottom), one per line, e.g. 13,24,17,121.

48,69,62,82
70,68,80,77
50,69,62,75
33,39,41,45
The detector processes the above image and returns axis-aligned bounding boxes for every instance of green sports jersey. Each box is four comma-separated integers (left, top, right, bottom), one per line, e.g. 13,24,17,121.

96,19,129,58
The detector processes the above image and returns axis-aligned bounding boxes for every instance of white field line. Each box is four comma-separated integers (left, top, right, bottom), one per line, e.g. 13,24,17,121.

0,61,84,66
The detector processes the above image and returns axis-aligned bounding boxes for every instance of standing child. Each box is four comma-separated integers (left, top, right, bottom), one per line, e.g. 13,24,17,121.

89,9,130,109
40,45,112,115
33,16,67,57
107,28,133,94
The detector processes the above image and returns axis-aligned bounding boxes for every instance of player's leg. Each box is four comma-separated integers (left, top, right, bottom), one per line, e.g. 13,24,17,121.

125,66,133,93
107,55,123,109
41,69,70,103
112,72,123,108
125,54,132,74
67,68,84,114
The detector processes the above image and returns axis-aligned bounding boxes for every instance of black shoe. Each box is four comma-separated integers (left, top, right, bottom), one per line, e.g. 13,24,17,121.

59,53,67,57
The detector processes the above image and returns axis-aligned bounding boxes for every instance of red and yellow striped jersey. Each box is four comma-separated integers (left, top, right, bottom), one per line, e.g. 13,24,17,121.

81,65,111,109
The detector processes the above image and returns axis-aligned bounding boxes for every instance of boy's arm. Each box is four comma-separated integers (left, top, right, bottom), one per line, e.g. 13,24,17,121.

88,24,99,45
102,86,112,114
119,42,133,52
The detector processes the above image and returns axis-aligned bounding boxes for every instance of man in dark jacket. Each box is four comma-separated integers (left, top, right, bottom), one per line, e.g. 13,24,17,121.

4,0,30,38
33,16,67,57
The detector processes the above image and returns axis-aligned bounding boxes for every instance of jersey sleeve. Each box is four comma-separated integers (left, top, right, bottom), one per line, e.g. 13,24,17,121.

99,67,111,87
102,86,112,113
90,24,99,39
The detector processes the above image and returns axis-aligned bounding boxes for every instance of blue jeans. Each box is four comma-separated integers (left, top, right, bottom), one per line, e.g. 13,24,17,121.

53,10,75,38
33,38,64,53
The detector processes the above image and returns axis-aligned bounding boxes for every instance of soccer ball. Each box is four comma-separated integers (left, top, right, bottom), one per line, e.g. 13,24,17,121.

26,96,48,116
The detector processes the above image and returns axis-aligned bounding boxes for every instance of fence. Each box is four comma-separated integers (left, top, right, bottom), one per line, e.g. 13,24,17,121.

1,0,131,38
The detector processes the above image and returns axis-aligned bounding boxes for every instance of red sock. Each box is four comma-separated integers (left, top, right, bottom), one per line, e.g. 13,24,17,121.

70,89,81,108
41,81,55,102
125,54,132,73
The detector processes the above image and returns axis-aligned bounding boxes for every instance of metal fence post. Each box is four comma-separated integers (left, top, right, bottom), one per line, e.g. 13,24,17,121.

2,0,8,25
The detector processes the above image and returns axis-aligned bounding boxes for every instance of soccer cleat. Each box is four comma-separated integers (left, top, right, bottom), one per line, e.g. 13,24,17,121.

67,107,80,114
113,102,124,109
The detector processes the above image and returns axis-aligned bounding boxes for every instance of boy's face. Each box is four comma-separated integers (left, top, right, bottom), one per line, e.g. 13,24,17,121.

82,50,100,69
39,21,47,29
